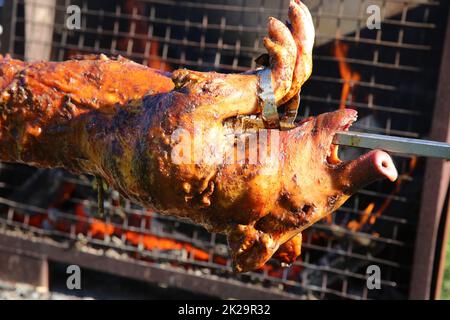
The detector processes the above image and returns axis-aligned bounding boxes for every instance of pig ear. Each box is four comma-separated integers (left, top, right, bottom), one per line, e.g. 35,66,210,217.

262,16,297,104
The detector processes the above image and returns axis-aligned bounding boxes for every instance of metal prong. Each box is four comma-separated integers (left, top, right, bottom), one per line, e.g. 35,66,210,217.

280,90,300,130
333,131,450,160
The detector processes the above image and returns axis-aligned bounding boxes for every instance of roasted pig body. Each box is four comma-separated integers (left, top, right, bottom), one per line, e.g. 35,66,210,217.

0,1,397,272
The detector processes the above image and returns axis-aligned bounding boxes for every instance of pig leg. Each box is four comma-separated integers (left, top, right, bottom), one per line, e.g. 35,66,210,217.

279,0,315,105
227,224,279,273
170,0,305,123
263,16,297,104
227,224,303,272
273,233,302,266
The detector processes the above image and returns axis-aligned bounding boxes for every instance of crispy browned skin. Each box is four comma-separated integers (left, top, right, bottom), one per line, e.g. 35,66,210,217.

0,1,397,272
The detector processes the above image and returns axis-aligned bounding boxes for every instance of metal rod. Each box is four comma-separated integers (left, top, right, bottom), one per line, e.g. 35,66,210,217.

333,131,450,159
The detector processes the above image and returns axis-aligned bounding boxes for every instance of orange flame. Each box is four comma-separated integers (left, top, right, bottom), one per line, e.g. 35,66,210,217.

124,231,210,261
334,41,360,109
85,217,211,261
147,41,172,72
333,41,418,231
347,202,375,232
11,199,212,263
122,0,172,72
344,157,417,232
321,42,361,227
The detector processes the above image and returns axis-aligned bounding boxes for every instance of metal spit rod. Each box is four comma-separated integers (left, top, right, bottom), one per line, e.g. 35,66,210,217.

333,131,450,160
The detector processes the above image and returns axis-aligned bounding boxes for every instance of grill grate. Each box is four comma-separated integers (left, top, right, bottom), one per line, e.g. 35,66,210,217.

0,0,449,299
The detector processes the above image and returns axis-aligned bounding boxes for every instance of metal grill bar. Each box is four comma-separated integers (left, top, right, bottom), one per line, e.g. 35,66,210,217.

0,216,404,300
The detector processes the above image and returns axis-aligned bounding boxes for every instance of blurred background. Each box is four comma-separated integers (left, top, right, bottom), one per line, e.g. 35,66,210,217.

0,0,449,300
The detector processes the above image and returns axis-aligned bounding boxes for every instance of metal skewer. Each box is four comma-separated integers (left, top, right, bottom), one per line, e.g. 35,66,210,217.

333,131,450,160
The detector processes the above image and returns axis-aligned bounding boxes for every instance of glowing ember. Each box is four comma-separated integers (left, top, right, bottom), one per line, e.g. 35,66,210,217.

125,231,210,261
90,218,114,237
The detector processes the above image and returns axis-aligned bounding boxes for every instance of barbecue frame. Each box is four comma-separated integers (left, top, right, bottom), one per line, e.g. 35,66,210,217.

0,0,449,300
409,4,450,300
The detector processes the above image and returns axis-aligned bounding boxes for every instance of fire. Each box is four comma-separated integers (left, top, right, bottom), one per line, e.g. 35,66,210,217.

90,218,114,237
9,182,213,264
408,155,418,173
347,202,375,232
86,214,211,261
321,41,361,227
333,41,417,232
345,156,418,231
6,174,306,277
334,41,360,109
122,0,172,72
124,231,210,261
147,41,172,72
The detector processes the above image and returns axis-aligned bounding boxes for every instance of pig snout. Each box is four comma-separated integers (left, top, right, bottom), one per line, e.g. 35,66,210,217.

337,150,398,194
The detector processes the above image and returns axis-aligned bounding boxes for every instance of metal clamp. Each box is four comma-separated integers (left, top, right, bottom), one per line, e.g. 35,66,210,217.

280,90,301,130
257,68,280,129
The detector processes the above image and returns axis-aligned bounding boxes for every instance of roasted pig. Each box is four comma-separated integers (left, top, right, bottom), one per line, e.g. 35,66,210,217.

0,1,397,272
